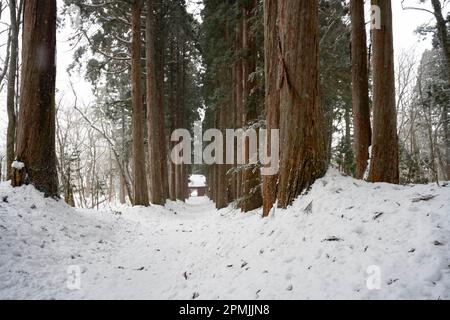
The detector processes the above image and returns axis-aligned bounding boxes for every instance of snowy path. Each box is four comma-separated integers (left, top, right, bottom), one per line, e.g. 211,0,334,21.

71,198,226,300
1,170,450,300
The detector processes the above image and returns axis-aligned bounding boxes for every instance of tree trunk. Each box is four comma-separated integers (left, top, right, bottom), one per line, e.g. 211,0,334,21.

183,160,189,199
368,0,399,184
119,166,126,204
229,59,237,202
216,107,228,209
235,17,244,206
6,0,20,180
175,41,186,202
208,165,215,201
14,0,58,197
276,0,327,208
262,0,280,217
131,0,149,206
64,166,75,207
146,0,165,205
350,0,371,179
241,2,262,213
443,106,450,180
409,106,421,182
169,42,177,200
155,7,169,200
426,106,438,183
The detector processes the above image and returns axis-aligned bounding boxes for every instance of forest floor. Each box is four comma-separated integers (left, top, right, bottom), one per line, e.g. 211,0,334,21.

0,170,449,300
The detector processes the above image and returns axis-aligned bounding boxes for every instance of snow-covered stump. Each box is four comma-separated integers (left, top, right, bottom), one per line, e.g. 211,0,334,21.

11,161,26,187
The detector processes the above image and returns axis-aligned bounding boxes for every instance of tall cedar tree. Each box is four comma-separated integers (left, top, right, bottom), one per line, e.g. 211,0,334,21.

13,0,58,197
131,0,149,206
368,0,399,183
234,9,244,205
175,34,186,202
262,0,280,217
350,0,371,179
216,14,231,210
168,41,177,201
276,0,327,208
146,0,165,205
155,5,169,201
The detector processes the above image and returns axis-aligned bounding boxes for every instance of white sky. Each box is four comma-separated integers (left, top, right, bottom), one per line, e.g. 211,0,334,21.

391,0,440,56
0,0,448,157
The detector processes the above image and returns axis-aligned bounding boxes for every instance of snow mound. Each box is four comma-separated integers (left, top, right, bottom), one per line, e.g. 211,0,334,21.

0,169,449,299
11,161,25,170
189,175,206,188
0,183,138,299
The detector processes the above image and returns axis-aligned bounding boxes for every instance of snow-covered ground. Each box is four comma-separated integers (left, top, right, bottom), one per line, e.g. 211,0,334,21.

0,170,449,300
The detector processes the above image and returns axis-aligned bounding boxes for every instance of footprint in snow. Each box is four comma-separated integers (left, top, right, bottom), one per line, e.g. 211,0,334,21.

322,236,343,242
387,279,399,286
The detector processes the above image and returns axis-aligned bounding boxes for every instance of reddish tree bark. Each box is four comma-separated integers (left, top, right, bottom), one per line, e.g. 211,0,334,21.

14,0,58,197
368,0,399,184
216,105,228,209
350,0,371,179
168,42,177,201
131,0,149,206
155,8,169,200
276,0,327,208
146,0,165,205
235,17,244,206
175,41,186,202
262,0,280,217
241,1,262,212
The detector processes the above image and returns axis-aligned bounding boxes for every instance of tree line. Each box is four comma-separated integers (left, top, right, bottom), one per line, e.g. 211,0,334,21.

0,0,448,214
202,0,449,216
